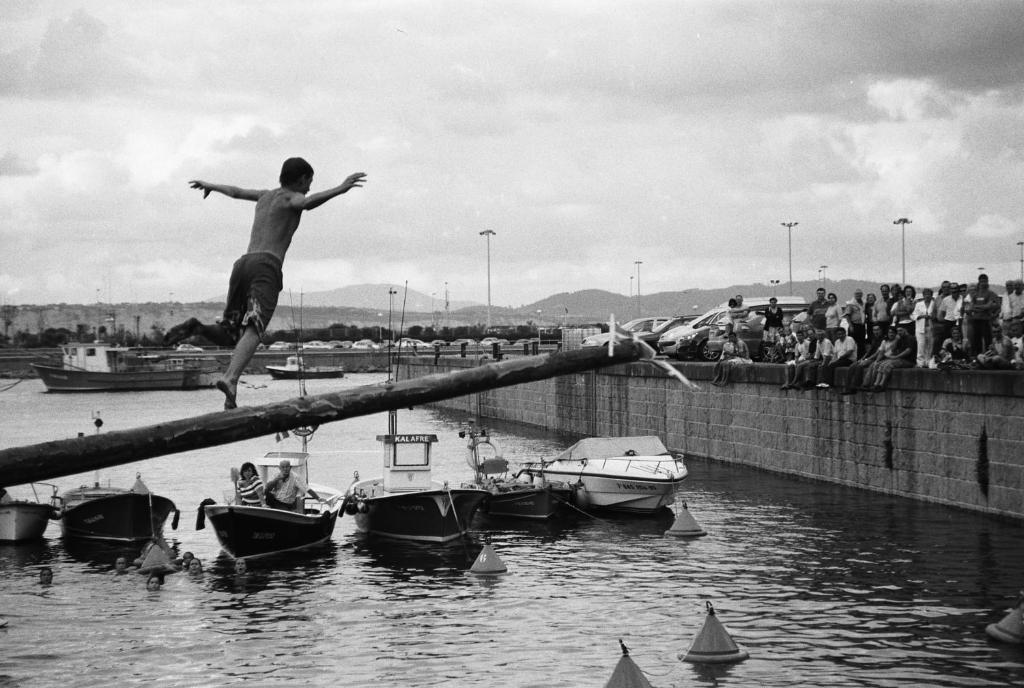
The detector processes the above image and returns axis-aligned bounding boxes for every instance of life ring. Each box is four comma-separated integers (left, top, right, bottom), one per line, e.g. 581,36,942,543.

624,449,637,456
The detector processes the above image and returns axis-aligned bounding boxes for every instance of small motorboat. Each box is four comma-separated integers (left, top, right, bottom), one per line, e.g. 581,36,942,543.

346,424,489,543
202,450,344,559
519,436,687,514
460,422,572,520
59,474,178,542
0,484,61,542
266,354,345,380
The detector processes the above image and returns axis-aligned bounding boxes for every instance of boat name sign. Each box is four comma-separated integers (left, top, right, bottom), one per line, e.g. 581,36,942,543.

377,434,438,444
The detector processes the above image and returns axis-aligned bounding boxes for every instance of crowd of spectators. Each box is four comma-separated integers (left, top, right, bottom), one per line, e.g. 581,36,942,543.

720,273,1023,392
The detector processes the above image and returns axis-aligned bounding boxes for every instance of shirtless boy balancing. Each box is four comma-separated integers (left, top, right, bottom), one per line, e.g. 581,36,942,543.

164,158,366,409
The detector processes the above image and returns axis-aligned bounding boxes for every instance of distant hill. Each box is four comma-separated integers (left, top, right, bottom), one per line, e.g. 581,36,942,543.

6,279,898,337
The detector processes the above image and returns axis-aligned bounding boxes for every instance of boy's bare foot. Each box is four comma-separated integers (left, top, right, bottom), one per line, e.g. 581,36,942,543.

164,318,203,347
215,379,237,410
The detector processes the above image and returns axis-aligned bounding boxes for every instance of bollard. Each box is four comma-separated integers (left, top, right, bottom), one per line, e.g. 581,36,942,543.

460,342,467,357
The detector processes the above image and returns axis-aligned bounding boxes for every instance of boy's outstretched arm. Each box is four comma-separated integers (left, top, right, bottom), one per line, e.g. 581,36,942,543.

189,180,264,201
301,172,366,211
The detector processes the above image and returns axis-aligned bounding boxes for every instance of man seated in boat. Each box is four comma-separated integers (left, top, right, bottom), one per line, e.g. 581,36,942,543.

265,460,320,513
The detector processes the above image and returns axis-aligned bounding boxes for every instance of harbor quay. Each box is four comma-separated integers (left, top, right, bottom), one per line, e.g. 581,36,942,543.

401,357,1024,521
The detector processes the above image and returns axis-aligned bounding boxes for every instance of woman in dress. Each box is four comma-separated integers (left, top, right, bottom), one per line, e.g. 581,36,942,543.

236,462,266,507
890,285,916,326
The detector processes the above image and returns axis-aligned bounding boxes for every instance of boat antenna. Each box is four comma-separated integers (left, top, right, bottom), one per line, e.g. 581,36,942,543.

286,290,315,450
393,281,410,375
387,286,398,434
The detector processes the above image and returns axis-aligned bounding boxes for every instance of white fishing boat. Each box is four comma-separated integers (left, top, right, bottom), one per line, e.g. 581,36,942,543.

0,484,60,542
266,353,345,380
31,341,219,392
520,436,687,514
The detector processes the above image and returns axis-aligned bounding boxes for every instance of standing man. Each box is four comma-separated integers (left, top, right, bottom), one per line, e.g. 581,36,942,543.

265,460,320,513
808,288,829,332
163,158,367,409
843,289,867,356
966,273,999,356
912,288,938,367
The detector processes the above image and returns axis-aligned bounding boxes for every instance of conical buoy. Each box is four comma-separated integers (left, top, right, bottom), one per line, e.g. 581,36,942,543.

986,593,1024,644
136,541,177,576
680,601,749,664
604,639,653,688
664,502,706,538
470,543,507,575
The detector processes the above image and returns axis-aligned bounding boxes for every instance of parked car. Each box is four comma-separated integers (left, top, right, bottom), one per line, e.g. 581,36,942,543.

397,338,428,350
303,340,332,350
581,316,672,347
327,340,352,349
268,341,295,351
658,297,808,361
429,339,448,347
450,338,477,347
479,337,510,347
175,343,203,352
351,339,380,350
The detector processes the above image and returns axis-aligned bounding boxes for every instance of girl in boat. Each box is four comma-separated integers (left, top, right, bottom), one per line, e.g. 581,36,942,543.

236,462,266,507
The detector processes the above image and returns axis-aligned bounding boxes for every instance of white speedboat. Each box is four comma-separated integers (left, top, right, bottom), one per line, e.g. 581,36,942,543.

520,436,687,514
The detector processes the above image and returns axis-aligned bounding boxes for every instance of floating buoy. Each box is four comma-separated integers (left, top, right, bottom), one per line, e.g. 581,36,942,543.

470,543,507,575
136,541,177,576
986,593,1024,644
604,639,653,688
664,502,706,538
681,601,749,664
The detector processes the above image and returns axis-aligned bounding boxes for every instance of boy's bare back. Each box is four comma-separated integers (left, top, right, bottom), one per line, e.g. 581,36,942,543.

246,188,306,261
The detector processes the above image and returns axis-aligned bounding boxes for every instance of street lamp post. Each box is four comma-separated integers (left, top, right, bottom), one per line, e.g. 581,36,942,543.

780,222,798,295
479,230,496,331
633,260,643,317
1017,241,1024,282
893,218,912,284
818,265,828,289
770,279,780,297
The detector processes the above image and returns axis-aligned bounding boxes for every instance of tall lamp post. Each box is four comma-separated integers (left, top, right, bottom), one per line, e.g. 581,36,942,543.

479,230,496,331
780,222,798,295
893,218,912,284
770,279,780,297
818,265,828,289
633,260,643,317
1017,241,1024,282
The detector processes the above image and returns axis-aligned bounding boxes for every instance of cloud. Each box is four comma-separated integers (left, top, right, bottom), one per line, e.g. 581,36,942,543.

965,214,1020,239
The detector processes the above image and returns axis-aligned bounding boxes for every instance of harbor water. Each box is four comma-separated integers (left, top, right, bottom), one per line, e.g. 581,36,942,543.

1,375,1023,687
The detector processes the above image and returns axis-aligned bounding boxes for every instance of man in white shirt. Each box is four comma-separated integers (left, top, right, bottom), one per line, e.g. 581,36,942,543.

818,327,857,388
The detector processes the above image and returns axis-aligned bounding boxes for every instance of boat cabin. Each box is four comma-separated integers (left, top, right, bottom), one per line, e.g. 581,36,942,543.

377,434,437,492
60,343,189,373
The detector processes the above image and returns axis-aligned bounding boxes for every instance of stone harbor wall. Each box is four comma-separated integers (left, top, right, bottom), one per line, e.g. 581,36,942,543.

402,357,1024,520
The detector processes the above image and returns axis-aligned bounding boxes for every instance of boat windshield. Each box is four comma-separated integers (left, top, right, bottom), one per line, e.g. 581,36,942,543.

552,436,670,462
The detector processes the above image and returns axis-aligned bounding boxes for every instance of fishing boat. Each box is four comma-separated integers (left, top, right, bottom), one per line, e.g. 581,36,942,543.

59,474,179,542
266,353,345,380
0,484,60,542
201,449,344,559
31,341,219,392
345,430,489,542
519,436,688,514
461,423,572,520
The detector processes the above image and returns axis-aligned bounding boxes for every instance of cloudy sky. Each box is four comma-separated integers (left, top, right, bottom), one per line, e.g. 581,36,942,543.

2,1,1024,309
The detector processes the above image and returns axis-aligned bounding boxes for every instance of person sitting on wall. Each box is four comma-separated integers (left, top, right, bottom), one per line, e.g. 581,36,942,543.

936,327,971,371
711,329,752,386
865,320,916,391
780,327,813,390
975,322,1014,370
818,326,856,389
840,324,885,394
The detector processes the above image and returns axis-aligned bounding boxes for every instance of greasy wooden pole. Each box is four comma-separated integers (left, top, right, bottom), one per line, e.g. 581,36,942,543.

0,342,647,485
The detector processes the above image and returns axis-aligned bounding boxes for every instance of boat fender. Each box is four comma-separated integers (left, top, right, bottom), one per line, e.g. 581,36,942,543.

357,500,369,514
573,483,591,509
171,508,180,531
343,496,359,516
195,498,216,531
